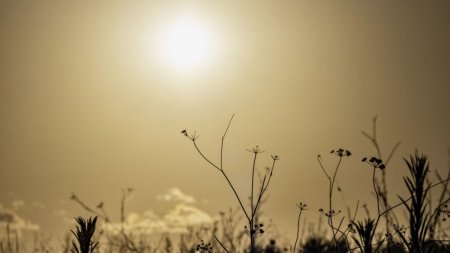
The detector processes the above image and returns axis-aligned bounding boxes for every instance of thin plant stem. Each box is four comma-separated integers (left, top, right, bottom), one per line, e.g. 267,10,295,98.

251,152,258,216
293,209,303,253
293,203,307,253
329,157,342,251
214,235,231,253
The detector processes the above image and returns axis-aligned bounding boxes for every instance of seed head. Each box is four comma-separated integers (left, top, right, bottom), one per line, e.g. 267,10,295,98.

331,148,352,157
363,156,386,170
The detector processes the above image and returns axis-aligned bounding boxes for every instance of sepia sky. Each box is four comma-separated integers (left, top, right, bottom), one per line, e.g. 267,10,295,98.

1,1,449,241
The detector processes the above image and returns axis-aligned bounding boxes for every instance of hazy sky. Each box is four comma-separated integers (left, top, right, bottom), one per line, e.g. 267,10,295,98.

1,1,449,242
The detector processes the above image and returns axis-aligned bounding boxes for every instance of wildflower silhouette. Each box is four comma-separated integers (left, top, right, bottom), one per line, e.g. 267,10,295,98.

317,148,351,251
292,202,308,253
362,157,386,170
330,148,352,157
182,115,279,253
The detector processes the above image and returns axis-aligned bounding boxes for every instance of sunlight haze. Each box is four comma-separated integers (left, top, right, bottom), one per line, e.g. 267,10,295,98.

0,1,449,251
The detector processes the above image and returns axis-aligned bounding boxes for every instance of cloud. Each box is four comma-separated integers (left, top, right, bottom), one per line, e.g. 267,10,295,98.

0,207,39,231
104,211,166,234
103,203,212,235
12,200,25,210
157,188,196,204
104,189,209,235
54,209,74,224
163,204,212,232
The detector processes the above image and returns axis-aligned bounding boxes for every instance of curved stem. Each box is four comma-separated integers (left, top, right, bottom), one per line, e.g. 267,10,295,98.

193,141,221,171
329,157,342,249
220,170,251,221
293,209,303,253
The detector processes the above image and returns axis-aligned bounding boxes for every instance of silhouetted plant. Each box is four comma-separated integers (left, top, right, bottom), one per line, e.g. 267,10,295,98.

70,216,98,253
394,152,450,253
361,116,401,235
182,115,279,253
400,152,430,253
292,203,308,253
317,149,352,251
351,218,380,253
347,156,389,252
362,156,386,216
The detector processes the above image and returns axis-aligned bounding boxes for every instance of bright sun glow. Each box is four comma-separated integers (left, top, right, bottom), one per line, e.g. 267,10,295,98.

159,15,216,74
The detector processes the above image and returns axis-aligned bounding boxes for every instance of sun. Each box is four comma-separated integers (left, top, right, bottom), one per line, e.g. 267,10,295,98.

158,14,216,74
